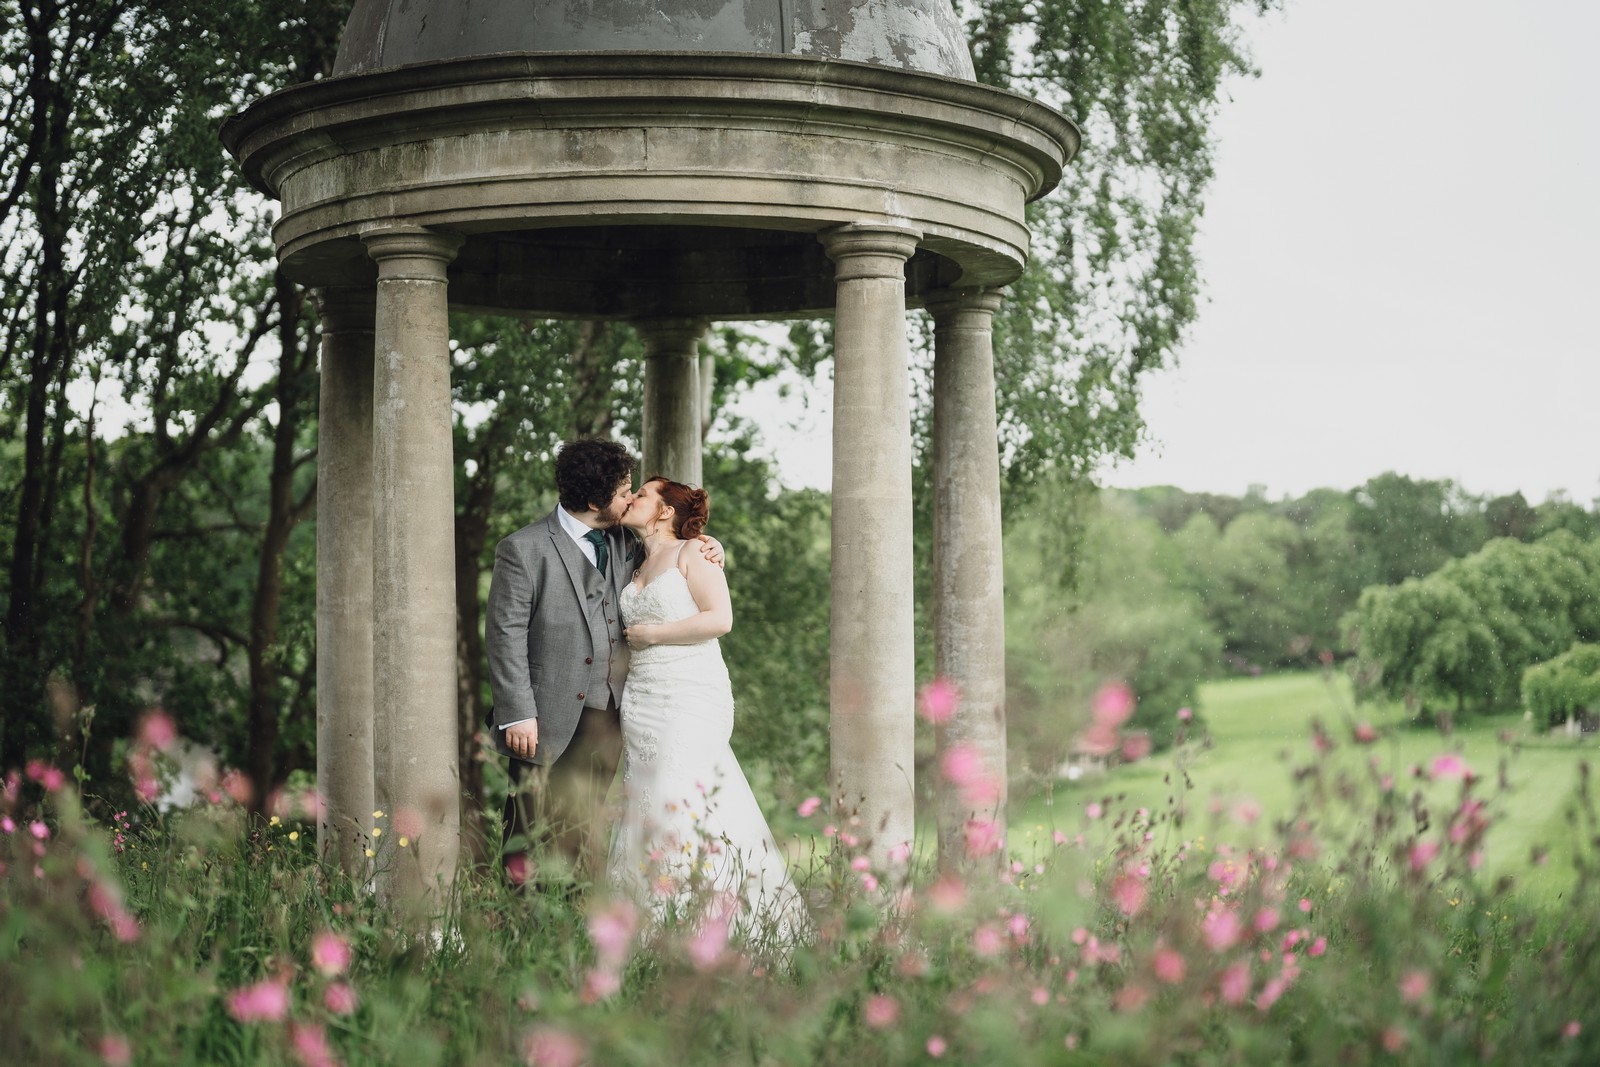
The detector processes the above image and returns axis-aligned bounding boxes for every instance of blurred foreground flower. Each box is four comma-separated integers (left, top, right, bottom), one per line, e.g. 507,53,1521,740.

226,977,290,1023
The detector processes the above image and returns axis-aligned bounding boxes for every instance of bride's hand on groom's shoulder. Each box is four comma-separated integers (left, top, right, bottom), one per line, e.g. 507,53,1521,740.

624,624,660,650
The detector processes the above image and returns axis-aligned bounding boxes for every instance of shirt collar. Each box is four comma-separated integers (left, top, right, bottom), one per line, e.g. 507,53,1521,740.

557,505,598,544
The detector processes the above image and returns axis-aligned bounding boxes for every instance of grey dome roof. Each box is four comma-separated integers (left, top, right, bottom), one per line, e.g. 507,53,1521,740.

333,0,976,80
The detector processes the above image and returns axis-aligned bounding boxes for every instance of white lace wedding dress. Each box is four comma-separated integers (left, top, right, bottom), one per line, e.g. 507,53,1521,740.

607,565,809,942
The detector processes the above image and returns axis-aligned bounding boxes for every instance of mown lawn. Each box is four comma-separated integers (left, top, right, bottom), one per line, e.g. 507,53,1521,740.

1012,670,1599,902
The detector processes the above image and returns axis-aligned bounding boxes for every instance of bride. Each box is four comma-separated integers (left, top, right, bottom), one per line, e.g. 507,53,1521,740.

607,476,809,942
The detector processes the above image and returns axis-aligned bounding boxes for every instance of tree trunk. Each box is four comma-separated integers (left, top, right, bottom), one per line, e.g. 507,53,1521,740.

455,454,496,866
245,272,316,812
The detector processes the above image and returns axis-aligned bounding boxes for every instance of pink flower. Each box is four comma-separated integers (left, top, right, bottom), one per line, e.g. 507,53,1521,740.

1409,840,1440,873
918,679,960,724
587,898,639,970
972,923,1005,956
851,855,871,872
796,795,822,818
324,982,359,1015
1308,936,1327,958
687,916,730,970
963,818,1003,857
1153,945,1186,984
1092,682,1135,726
862,994,900,1030
926,1035,948,1057
521,1026,587,1067
1298,898,1313,914
1085,802,1103,820
29,820,49,841
1381,1027,1407,1053
1177,707,1193,722
861,872,879,891
1430,754,1470,780
392,807,424,840
225,978,290,1023
1256,974,1289,1012
581,967,621,1003
888,840,912,864
98,1034,132,1066
138,711,179,752
1253,908,1280,934
1110,873,1146,917
1,815,13,833
1218,962,1251,1005
1354,722,1377,744
1120,732,1153,762
26,761,65,792
1564,1021,1582,1039
310,930,351,977
940,744,984,786
289,1022,337,1067
1203,909,1244,952
1399,969,1431,1004
221,770,253,805
1114,983,1151,1012
927,876,966,914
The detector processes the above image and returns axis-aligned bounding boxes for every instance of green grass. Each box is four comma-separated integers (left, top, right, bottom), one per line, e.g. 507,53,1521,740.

1012,670,1598,902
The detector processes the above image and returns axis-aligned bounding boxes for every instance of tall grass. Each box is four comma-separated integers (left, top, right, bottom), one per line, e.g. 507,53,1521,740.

5,689,1600,1065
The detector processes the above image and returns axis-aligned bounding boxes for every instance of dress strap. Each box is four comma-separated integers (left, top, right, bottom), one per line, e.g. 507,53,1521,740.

674,539,689,570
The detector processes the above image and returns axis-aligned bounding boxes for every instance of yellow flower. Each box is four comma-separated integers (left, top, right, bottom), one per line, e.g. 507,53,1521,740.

399,836,410,848
270,815,281,826
288,831,299,842
372,827,383,837
365,848,376,858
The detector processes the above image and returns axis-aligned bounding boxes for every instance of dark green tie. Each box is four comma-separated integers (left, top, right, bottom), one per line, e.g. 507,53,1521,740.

584,529,608,577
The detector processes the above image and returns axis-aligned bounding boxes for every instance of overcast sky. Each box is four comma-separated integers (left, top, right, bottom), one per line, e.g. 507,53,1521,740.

740,0,1600,504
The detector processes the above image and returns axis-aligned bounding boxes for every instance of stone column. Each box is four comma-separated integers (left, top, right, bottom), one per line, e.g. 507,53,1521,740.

312,286,377,879
638,318,706,485
362,227,463,922
925,287,1008,865
819,223,921,866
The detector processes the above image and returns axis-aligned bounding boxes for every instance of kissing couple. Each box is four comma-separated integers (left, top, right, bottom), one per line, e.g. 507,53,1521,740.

485,438,808,938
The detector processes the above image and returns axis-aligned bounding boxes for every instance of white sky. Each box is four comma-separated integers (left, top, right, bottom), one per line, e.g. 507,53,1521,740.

738,0,1600,504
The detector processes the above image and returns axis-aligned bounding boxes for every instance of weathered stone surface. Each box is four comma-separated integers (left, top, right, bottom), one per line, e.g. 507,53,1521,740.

334,0,973,81
221,54,1077,317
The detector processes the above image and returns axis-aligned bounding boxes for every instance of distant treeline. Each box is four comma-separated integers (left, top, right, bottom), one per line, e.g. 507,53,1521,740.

1001,473,1600,775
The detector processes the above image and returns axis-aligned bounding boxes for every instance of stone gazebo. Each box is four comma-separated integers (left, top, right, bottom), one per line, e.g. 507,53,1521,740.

223,0,1078,911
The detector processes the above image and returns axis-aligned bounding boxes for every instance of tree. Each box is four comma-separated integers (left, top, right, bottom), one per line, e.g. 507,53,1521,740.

1347,532,1600,717
0,0,348,788
1347,473,1489,587
1522,643,1600,732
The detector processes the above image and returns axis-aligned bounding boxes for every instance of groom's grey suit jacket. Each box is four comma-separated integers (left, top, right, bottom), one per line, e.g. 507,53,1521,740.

484,508,640,767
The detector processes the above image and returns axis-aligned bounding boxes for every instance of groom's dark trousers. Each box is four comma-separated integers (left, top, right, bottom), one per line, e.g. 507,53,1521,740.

501,698,623,883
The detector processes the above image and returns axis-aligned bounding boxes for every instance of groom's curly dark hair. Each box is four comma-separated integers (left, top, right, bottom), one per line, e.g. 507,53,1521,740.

555,439,635,513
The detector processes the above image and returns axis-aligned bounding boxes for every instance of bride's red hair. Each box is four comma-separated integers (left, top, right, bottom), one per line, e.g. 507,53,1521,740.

645,476,710,540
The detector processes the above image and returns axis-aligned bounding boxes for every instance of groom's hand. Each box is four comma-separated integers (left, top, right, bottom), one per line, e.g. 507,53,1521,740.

696,534,725,568
505,719,538,760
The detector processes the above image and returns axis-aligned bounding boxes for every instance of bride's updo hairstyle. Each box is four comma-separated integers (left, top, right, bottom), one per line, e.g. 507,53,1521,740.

647,477,710,540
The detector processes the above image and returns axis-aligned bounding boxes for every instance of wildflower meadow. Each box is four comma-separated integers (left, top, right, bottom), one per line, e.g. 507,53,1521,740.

4,680,1600,1066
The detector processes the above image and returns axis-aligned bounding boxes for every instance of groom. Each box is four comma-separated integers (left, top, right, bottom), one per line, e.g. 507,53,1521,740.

485,439,718,887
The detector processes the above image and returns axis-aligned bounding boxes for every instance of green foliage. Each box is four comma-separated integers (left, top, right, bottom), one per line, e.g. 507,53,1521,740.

965,0,1284,491
1006,488,1220,771
1523,643,1600,730
1347,532,1600,717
